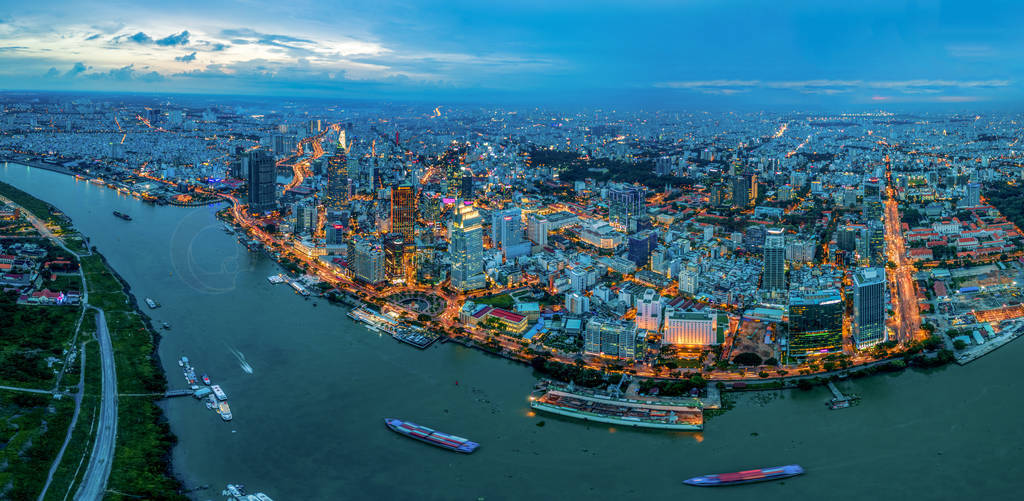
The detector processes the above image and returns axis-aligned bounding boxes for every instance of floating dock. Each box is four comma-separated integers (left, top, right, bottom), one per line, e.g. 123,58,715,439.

530,388,703,430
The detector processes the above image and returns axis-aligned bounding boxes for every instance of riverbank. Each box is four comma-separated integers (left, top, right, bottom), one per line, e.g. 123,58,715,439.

0,175,185,500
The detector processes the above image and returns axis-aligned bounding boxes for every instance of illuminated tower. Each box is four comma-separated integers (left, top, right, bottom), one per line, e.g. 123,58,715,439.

390,183,417,242
247,150,277,213
325,152,348,211
449,203,485,291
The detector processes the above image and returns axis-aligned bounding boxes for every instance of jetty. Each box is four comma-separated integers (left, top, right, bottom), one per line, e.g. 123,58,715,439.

826,381,859,409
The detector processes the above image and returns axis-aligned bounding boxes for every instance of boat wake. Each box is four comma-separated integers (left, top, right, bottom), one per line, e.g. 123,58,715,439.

227,345,254,374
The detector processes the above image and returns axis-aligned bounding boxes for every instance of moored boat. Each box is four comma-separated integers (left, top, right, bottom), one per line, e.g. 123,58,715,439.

684,464,804,486
202,374,211,385
145,298,158,309
112,210,132,221
384,418,479,453
218,401,232,421
211,384,228,400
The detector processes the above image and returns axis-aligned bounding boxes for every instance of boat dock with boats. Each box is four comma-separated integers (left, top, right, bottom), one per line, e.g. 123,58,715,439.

178,356,234,422
529,384,703,430
223,484,273,500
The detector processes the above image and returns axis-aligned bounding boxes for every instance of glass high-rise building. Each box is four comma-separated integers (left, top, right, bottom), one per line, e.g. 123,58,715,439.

762,228,786,290
325,152,349,211
247,150,277,213
788,289,843,357
853,267,887,349
390,183,417,242
449,203,485,291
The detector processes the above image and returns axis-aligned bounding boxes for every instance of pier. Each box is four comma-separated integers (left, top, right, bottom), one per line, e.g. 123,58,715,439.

826,381,859,410
119,389,196,398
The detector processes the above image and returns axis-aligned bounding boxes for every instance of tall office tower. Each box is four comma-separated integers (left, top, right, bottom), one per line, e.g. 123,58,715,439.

627,231,658,267
325,152,349,211
291,203,314,236
272,133,286,156
229,146,248,179
635,288,663,331
491,207,523,250
347,237,385,284
449,203,485,291
247,150,277,213
709,183,727,206
731,172,757,207
383,233,406,278
853,267,887,349
584,318,637,359
868,221,886,267
788,289,844,358
526,213,550,247
965,182,981,207
460,175,474,200
662,309,717,346
390,183,417,242
308,119,321,135
862,177,883,221
608,186,644,226
762,228,786,290
837,225,860,252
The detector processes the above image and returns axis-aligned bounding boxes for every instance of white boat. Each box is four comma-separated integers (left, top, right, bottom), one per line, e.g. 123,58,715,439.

211,384,228,401
218,401,232,421
145,298,158,309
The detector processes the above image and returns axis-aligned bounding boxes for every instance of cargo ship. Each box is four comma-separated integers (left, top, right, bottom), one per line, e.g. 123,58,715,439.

384,418,479,454
112,210,132,221
684,465,804,486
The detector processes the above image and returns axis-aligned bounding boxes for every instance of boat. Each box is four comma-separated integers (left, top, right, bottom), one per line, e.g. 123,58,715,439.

181,356,189,367
161,321,171,330
218,401,232,421
112,210,132,221
145,298,158,309
204,394,217,409
177,358,184,367
529,387,703,430
384,418,479,454
211,384,228,400
684,465,804,486
202,374,211,385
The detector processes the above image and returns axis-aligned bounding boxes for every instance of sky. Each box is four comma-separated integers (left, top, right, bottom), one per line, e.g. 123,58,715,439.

1,0,1023,108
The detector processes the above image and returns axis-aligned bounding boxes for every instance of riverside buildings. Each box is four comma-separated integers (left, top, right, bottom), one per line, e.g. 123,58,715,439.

853,267,887,349
449,203,485,291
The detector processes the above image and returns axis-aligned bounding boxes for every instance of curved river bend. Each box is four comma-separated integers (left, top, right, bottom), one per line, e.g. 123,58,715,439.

3,162,1022,500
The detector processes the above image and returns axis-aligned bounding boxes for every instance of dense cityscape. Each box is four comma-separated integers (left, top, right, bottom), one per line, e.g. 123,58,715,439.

3,1,1024,500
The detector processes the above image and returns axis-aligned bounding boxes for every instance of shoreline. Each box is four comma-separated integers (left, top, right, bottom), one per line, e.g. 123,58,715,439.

2,161,997,392
0,168,186,497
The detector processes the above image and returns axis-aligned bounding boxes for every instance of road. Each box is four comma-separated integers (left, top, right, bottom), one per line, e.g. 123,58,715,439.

38,345,86,501
73,308,117,501
884,180,922,344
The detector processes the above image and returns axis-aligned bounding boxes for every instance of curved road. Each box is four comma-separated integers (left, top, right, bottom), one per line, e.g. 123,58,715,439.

73,308,117,501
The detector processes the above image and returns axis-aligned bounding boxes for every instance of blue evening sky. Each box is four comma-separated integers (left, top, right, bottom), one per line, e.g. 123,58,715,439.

0,0,1022,108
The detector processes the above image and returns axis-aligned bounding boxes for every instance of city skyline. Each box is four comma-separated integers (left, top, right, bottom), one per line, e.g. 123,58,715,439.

1,1,1023,107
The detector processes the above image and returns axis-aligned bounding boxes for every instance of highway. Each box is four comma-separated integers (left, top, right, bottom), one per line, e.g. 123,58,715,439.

73,308,117,501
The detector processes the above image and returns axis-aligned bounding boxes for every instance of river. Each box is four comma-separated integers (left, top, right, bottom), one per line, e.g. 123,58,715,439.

3,161,1022,500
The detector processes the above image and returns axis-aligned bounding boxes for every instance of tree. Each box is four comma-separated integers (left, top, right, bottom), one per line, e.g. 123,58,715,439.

953,339,967,350
733,352,762,366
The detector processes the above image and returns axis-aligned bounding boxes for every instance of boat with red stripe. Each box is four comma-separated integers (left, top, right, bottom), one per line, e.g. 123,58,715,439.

385,418,479,454
684,465,804,486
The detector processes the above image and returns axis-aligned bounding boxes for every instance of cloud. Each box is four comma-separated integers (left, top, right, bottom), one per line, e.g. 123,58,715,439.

156,30,190,46
127,32,152,44
0,46,28,52
43,67,59,78
84,33,102,41
655,79,1012,95
65,61,88,77
175,51,197,63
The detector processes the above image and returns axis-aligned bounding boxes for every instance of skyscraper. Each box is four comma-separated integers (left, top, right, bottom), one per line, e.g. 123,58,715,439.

732,172,757,207
449,203,485,291
247,150,277,213
635,288,663,331
390,184,417,242
347,237,385,284
608,186,643,226
788,289,844,357
853,267,887,349
762,228,786,290
325,152,349,211
491,208,523,250
965,182,981,207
